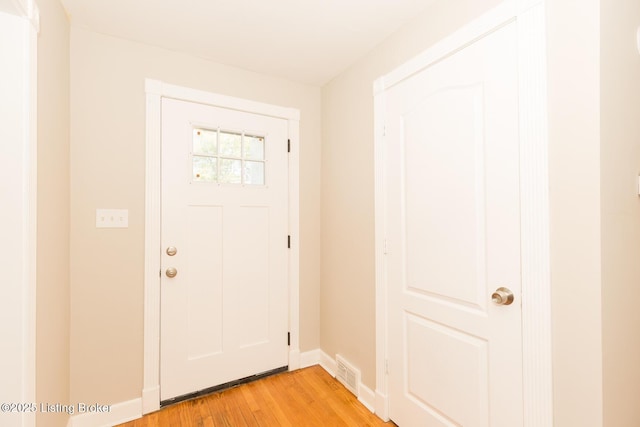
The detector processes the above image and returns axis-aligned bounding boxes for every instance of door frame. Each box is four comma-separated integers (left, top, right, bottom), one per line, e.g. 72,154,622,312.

0,2,38,427
142,79,301,414
373,0,552,424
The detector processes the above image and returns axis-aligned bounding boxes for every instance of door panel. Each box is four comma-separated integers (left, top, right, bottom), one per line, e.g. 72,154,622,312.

230,206,270,347
406,313,488,426
385,22,523,427
185,205,223,359
403,84,486,306
160,98,289,401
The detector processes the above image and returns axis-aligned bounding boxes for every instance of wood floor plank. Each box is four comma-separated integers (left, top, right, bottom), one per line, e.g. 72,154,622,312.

116,366,395,427
218,389,250,427
193,397,215,427
269,372,320,425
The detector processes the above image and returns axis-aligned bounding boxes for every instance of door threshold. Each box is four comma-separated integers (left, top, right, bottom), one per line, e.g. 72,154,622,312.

160,366,289,407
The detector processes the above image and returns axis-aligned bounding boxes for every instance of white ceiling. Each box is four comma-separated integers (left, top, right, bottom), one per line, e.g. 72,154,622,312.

58,0,434,86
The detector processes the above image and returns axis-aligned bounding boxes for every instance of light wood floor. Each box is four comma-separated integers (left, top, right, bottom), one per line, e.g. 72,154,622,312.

116,365,396,426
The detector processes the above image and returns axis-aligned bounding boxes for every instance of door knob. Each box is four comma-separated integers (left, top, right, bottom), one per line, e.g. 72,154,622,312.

166,267,178,278
491,287,514,305
166,246,177,256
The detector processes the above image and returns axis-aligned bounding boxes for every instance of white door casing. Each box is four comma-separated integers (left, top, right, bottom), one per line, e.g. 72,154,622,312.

143,81,300,413
374,1,552,425
0,3,38,427
160,98,289,400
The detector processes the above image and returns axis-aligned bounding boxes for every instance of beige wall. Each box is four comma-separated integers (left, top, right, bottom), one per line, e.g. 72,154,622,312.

320,0,502,390
36,0,70,426
600,0,640,425
69,28,321,404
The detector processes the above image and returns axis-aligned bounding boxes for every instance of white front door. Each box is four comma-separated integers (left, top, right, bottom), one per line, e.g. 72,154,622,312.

384,22,523,426
160,97,290,401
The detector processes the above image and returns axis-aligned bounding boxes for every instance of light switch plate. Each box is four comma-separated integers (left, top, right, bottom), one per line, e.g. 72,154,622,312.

96,209,129,228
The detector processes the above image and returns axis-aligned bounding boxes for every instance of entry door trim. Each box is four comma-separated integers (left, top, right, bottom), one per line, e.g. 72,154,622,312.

373,0,552,425
142,80,301,414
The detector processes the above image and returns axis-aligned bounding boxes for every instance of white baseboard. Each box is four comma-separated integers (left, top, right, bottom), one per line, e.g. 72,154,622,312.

67,398,141,427
299,349,321,368
358,384,376,413
299,348,336,375
319,350,336,376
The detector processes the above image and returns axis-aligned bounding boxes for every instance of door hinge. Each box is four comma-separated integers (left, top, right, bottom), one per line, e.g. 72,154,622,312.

287,332,291,346
287,139,290,153
288,235,291,249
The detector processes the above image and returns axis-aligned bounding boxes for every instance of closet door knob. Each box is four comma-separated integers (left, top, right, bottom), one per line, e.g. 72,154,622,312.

491,287,514,306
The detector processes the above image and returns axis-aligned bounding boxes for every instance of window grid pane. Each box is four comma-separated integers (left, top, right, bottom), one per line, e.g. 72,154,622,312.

192,128,266,185
193,129,217,155
244,161,265,185
243,135,265,160
193,156,217,182
219,131,242,158
219,159,242,184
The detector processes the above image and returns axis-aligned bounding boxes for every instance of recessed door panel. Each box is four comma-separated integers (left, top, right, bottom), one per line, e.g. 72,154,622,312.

229,206,270,348
406,313,489,427
403,85,485,307
186,205,223,359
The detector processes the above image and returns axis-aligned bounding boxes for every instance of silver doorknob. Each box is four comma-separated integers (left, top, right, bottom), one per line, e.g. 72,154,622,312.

491,287,514,305
166,267,178,278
